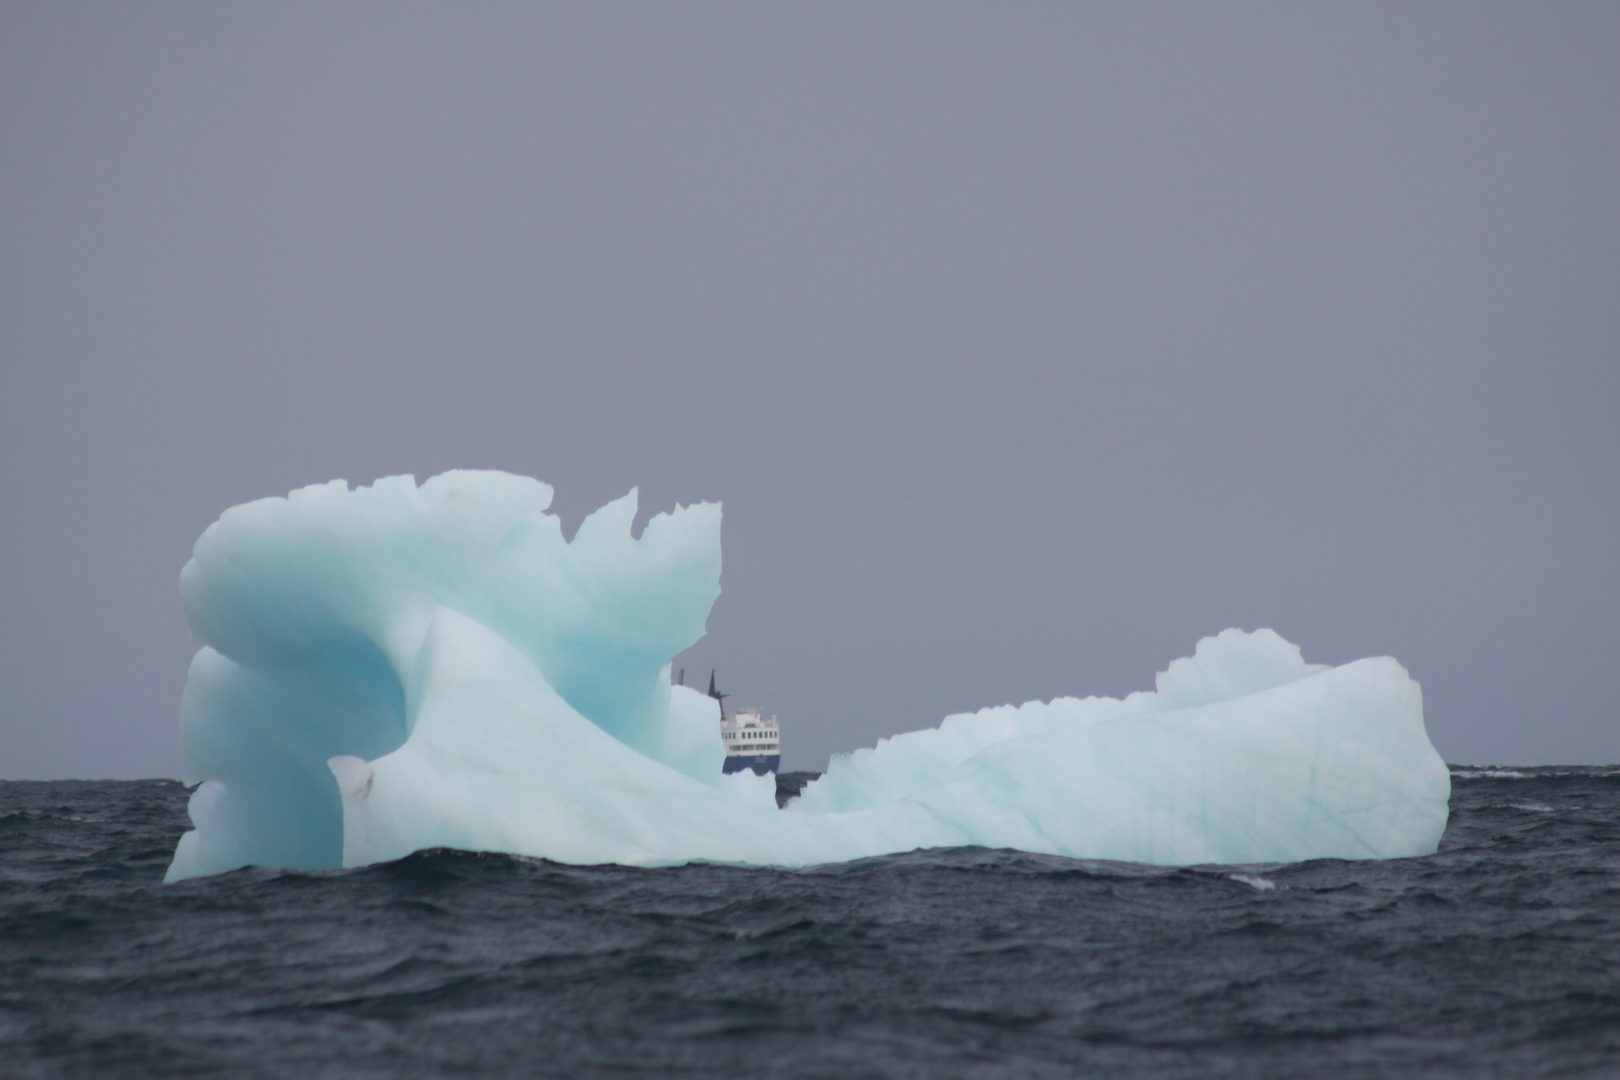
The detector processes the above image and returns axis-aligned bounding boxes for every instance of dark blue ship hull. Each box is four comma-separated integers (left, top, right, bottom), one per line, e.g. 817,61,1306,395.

722,754,780,776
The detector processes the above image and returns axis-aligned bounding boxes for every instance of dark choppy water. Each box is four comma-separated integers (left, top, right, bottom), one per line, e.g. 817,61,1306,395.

2,768,1618,1078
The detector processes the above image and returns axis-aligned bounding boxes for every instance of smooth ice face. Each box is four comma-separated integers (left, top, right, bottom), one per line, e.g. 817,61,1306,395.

165,471,1450,882
167,471,724,881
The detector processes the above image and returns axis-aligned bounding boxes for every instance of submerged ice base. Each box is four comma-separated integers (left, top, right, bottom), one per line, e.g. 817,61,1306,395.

165,471,1449,882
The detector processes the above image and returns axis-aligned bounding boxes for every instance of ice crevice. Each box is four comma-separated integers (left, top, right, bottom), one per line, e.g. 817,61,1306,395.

164,470,1452,882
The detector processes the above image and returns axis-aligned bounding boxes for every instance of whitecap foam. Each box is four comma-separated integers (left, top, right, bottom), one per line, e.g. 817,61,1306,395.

1228,873,1278,892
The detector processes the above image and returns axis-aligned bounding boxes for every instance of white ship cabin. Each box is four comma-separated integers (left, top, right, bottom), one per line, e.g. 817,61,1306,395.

721,707,779,755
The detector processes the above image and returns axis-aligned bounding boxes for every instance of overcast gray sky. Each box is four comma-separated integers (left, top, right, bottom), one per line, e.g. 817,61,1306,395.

3,2,1616,779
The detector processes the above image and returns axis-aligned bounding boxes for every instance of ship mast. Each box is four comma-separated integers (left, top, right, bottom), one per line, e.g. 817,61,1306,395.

707,669,728,723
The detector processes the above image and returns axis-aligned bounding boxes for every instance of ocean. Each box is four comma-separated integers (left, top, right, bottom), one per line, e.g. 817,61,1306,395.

2,768,1617,1078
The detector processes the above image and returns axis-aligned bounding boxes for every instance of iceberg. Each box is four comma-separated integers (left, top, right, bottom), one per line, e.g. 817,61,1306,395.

165,471,1450,883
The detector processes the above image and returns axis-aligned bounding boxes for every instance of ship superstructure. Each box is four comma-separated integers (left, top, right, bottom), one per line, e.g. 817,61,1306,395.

705,670,780,776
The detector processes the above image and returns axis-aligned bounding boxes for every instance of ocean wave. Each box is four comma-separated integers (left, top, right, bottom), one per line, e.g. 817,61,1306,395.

6,775,1620,1078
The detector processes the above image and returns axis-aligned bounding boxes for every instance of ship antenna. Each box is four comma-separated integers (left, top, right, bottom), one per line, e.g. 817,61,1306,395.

707,668,728,722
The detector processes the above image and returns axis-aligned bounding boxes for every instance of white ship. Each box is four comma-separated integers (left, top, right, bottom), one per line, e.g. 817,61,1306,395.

704,670,780,775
